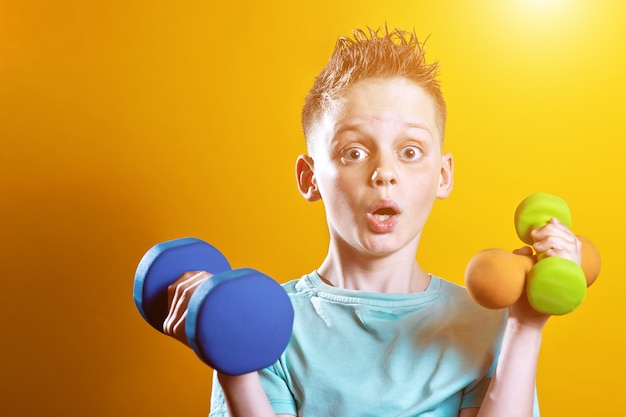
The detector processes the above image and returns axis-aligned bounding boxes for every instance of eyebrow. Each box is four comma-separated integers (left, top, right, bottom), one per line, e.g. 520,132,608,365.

334,120,433,136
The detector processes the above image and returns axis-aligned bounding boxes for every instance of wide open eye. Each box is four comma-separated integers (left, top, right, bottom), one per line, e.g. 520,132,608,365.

398,145,423,161
341,147,369,162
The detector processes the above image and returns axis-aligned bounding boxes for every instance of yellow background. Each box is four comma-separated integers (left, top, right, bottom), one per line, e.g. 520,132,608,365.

1,0,624,415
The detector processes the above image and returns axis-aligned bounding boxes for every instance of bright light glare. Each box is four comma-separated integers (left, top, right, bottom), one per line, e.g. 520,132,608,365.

493,0,589,44
523,0,565,12
509,0,573,22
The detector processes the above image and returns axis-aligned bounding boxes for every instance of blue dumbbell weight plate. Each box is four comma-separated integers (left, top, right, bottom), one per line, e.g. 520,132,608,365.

187,268,295,376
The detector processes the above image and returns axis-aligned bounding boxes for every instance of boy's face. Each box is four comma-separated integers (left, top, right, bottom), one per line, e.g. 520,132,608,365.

297,76,453,258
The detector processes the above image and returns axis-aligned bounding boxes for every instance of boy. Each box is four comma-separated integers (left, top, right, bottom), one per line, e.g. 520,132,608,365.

164,26,581,416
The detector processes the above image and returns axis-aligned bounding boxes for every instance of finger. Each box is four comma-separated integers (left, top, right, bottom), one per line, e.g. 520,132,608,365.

533,234,572,252
163,272,212,343
163,277,204,334
169,309,189,344
533,234,582,264
512,246,534,256
532,220,578,249
166,271,210,310
164,277,205,334
530,217,573,241
163,307,189,344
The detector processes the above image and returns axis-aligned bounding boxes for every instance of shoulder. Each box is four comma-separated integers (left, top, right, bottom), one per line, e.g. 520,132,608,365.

432,276,507,325
280,275,312,295
435,277,475,303
434,276,481,304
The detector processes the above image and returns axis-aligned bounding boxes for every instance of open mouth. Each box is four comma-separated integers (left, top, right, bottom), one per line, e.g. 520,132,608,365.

367,200,401,232
372,207,398,222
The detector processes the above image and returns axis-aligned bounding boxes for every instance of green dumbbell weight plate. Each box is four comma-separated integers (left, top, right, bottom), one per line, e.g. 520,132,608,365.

526,256,587,315
515,193,573,245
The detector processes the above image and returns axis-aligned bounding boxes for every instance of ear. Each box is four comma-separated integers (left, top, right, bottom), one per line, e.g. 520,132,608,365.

295,154,321,202
436,152,454,199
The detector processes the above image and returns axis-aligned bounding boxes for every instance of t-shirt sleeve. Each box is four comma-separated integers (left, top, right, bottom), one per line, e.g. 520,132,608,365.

208,364,297,417
460,359,541,416
258,362,297,415
460,373,491,409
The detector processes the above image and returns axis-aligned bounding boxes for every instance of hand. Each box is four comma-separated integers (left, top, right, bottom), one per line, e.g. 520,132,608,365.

163,271,213,346
509,218,582,327
530,217,582,264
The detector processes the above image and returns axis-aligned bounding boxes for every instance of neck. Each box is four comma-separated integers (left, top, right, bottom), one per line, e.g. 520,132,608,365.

317,239,430,294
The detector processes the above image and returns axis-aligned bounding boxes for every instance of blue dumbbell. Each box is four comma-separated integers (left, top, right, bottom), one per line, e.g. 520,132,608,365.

133,237,294,376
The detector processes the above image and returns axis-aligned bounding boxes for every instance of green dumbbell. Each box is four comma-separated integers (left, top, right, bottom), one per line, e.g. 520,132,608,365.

514,193,587,315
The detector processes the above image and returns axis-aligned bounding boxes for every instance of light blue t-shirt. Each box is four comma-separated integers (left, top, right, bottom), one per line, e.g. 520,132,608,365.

209,272,539,416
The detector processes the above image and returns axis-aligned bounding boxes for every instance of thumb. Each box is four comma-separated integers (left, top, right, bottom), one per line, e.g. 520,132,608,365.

513,246,534,257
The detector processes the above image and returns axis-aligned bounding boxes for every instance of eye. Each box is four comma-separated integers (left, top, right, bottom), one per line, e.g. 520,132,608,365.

341,147,369,162
398,145,422,161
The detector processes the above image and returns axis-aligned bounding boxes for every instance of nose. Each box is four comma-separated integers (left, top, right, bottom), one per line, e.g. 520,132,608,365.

371,160,397,187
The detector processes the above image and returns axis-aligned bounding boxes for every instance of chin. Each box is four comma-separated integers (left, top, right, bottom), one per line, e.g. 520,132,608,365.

360,238,405,257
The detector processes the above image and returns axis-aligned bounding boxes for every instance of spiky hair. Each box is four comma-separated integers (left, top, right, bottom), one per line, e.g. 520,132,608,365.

301,26,447,147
